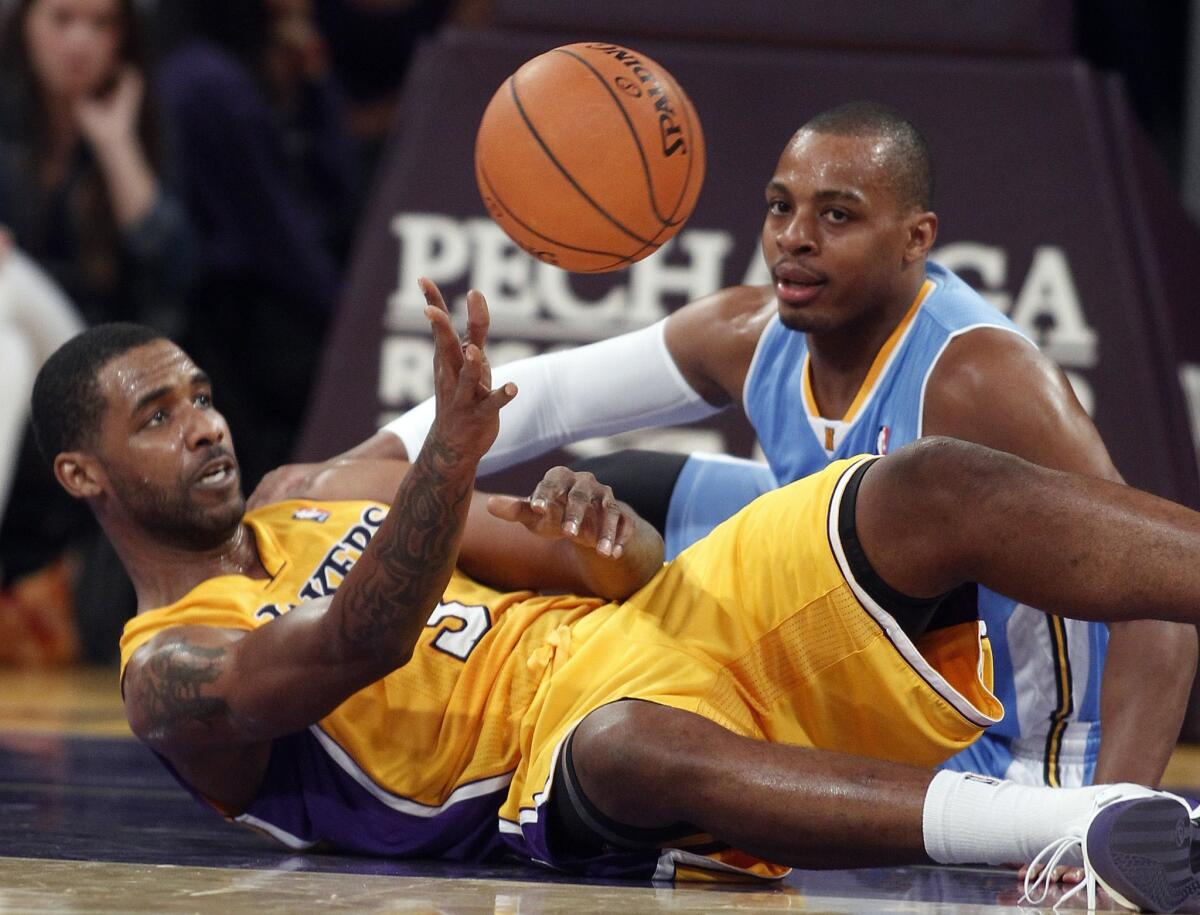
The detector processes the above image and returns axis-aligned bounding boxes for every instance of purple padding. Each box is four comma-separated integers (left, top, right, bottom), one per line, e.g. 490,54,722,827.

500,806,663,880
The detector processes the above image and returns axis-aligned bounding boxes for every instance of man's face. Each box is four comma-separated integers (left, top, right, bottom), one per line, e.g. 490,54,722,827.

91,340,244,550
760,129,925,334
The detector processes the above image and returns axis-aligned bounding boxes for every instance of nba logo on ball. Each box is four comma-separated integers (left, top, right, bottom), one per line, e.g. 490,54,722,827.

475,42,706,273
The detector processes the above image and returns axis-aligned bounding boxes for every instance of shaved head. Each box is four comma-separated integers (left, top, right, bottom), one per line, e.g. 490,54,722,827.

800,101,933,211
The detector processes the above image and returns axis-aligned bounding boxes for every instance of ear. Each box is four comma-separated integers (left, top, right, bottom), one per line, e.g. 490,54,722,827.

903,210,938,264
54,451,105,500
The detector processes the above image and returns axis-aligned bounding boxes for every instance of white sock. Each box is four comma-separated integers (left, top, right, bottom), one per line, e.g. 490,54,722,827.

921,769,1110,866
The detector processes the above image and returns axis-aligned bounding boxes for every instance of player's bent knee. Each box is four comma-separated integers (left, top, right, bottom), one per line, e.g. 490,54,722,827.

875,436,1026,518
570,700,698,828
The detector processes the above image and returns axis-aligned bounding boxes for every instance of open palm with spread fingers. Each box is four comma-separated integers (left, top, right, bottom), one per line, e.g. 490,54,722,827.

420,278,517,462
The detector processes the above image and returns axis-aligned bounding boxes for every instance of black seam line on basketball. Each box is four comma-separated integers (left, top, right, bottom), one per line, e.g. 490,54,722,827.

508,70,656,247
578,223,675,272
576,215,678,272
478,161,637,260
631,61,698,225
664,70,698,224
580,196,688,271
553,48,680,227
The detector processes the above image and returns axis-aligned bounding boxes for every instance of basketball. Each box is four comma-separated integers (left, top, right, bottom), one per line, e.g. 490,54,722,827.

474,42,705,273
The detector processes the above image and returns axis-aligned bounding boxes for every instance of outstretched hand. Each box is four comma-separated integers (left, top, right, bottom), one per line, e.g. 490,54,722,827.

421,278,516,462
487,467,638,558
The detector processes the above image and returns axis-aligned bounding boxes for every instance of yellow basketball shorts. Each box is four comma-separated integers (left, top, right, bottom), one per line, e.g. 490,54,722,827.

498,454,1001,880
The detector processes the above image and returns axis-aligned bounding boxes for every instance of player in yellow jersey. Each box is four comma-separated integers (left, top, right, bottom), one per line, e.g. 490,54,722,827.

28,279,1200,911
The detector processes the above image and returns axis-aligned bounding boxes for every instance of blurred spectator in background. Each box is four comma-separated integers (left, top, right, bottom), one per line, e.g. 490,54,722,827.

155,0,362,491
0,233,82,536
0,0,194,329
0,236,84,666
314,0,456,167
0,0,195,664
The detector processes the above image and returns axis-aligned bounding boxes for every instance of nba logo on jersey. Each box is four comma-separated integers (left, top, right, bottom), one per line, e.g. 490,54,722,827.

876,425,891,455
292,508,330,522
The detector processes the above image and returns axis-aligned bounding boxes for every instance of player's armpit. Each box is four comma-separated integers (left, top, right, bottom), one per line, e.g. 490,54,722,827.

663,283,775,406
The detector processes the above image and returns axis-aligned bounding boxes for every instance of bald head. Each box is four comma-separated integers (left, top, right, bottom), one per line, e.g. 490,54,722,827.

799,101,933,211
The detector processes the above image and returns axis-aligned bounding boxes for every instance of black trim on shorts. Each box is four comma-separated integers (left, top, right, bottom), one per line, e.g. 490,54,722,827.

569,450,689,536
545,722,702,858
837,458,978,643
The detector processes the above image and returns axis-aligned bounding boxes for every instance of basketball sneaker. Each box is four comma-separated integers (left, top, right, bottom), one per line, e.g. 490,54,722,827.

1023,785,1199,912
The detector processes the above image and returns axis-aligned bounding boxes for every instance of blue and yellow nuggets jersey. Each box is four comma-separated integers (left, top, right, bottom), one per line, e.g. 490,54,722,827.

738,259,1105,786
119,461,999,882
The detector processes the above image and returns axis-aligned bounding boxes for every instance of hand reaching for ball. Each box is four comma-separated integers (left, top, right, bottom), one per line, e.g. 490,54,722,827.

421,278,517,463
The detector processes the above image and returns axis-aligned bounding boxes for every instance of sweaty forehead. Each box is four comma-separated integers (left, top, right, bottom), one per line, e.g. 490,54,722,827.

773,129,896,194
98,340,197,407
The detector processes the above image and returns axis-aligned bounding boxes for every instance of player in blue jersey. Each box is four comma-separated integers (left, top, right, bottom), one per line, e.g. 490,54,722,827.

255,101,1197,791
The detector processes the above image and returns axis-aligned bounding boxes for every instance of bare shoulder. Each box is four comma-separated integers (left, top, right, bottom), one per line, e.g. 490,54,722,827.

665,284,775,403
925,326,1118,478
122,625,245,747
123,624,272,810
927,327,1056,400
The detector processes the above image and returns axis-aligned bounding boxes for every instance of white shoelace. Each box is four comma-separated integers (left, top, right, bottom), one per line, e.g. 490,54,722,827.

1019,785,1192,912
1021,833,1095,911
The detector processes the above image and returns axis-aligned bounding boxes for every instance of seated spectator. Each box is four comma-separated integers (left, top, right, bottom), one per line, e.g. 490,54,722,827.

0,235,83,535
314,0,455,164
0,0,196,664
0,237,84,666
155,0,361,490
0,0,195,330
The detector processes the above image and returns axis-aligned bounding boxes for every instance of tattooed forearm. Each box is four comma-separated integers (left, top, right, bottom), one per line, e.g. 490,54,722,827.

335,431,475,656
135,638,229,741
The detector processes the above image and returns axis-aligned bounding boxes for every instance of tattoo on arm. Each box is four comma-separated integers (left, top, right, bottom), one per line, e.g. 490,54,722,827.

338,435,474,654
135,638,230,740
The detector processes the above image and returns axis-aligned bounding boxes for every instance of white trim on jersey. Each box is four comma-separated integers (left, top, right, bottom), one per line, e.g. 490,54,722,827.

234,812,319,850
515,727,575,829
825,457,1001,729
741,310,778,409
915,322,1034,437
308,724,513,817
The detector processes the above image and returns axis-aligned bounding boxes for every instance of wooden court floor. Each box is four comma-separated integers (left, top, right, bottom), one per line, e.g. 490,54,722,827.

1,667,1198,913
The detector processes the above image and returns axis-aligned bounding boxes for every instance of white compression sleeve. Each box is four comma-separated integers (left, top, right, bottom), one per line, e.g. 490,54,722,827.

382,320,721,475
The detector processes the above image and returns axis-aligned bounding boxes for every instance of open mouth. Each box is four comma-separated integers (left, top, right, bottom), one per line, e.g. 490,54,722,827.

194,457,237,488
775,274,825,305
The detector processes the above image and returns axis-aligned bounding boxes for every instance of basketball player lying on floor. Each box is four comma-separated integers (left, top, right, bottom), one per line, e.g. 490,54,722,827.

31,285,1200,913
255,101,1195,792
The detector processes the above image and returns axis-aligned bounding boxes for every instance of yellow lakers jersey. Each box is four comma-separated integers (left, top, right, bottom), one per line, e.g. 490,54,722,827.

119,499,610,862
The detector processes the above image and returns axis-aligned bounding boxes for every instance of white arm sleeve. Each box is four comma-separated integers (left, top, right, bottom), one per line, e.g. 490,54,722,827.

382,319,721,475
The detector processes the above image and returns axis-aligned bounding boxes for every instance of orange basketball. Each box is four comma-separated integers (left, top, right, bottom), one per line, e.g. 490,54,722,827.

475,42,705,273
